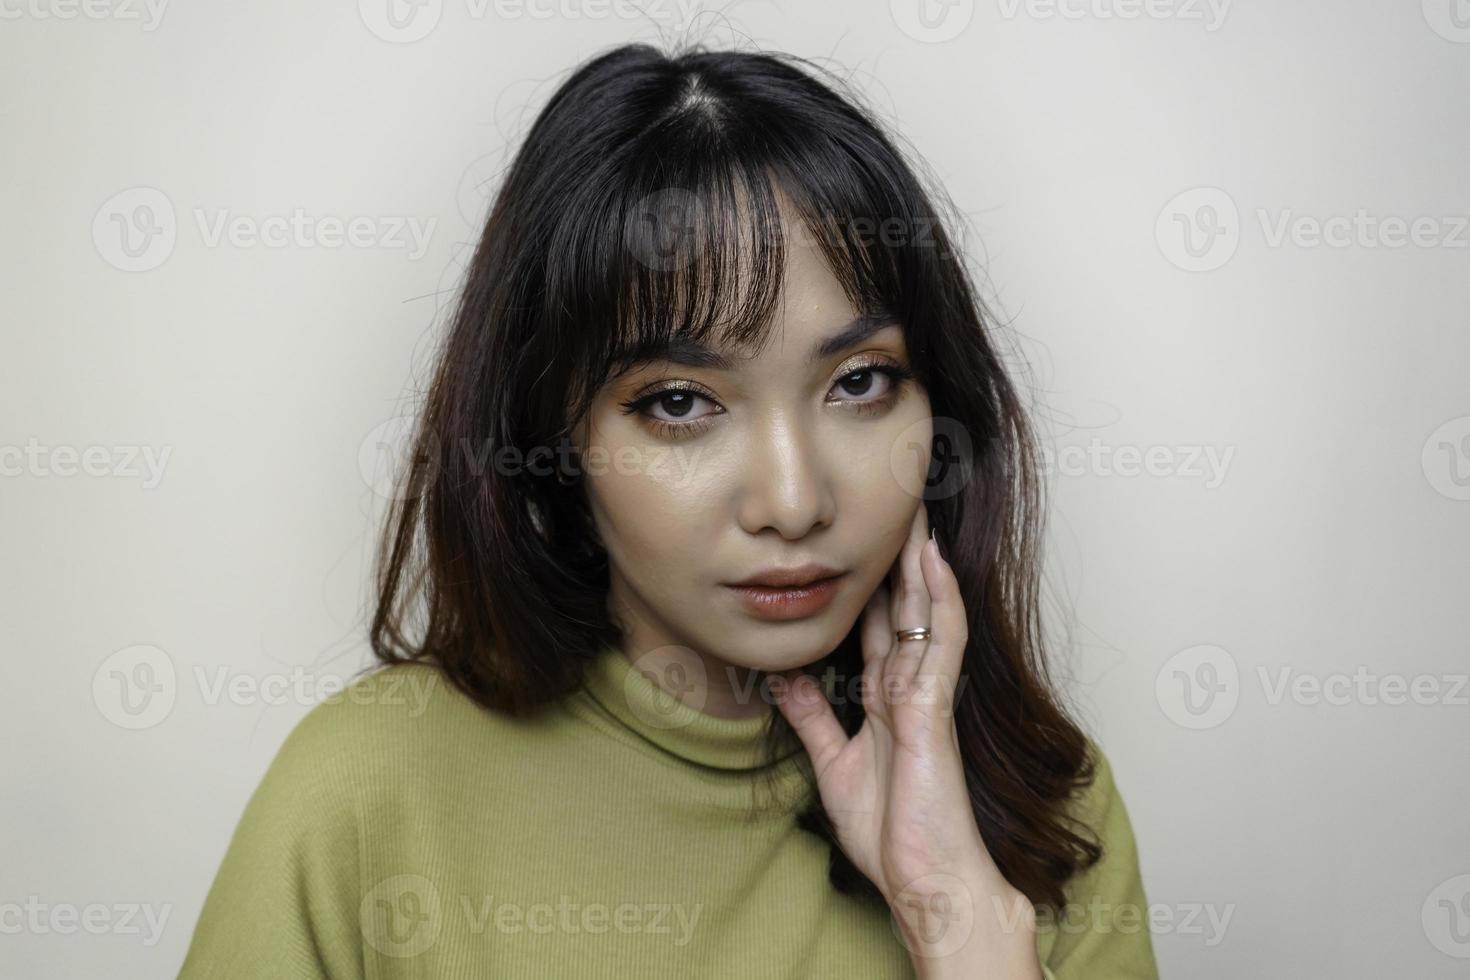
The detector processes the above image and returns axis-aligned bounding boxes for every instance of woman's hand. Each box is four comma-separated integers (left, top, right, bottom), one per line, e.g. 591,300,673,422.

773,502,1043,978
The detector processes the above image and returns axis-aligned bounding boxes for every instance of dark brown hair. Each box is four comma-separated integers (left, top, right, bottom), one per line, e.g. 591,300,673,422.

370,40,1101,913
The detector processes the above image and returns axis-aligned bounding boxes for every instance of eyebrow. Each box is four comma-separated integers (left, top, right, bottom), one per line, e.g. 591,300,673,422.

648,312,901,370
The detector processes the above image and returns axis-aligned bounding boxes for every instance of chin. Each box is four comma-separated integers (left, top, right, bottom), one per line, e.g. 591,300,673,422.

718,634,845,675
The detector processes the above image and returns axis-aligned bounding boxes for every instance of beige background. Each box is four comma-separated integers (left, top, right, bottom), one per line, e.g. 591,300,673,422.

2,1,1468,977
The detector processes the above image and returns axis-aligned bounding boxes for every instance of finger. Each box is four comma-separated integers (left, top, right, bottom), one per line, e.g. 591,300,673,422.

860,580,892,720
773,670,848,776
860,577,891,668
889,504,933,682
918,529,968,698
886,502,927,629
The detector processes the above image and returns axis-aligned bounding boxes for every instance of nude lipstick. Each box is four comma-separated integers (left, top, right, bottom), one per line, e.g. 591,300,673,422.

723,565,845,622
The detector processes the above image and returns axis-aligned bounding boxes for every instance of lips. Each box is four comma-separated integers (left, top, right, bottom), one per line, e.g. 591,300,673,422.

726,564,843,589
723,566,846,621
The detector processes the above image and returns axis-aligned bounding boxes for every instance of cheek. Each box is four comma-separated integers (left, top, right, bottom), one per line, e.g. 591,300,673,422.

835,406,932,574
581,447,725,576
893,398,935,488
843,470,921,578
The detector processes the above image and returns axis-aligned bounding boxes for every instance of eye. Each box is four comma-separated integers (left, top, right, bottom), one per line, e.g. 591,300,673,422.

639,389,718,424
618,382,723,440
827,359,915,411
617,358,916,440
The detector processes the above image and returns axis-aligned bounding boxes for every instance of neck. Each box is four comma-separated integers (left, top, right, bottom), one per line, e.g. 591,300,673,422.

606,588,772,722
619,643,769,722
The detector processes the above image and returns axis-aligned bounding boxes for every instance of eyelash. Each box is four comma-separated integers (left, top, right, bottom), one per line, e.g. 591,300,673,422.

617,358,917,441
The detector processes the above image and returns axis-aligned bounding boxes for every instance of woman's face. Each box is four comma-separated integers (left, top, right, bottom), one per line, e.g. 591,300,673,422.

573,211,933,715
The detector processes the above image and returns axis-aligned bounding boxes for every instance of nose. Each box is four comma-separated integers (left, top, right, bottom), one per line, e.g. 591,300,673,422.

734,411,836,540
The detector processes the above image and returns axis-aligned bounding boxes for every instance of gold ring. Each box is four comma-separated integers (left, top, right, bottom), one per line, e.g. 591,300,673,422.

894,627,931,642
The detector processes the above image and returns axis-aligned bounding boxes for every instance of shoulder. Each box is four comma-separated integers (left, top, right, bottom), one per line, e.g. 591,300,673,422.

282,659,465,753
269,659,509,788
210,657,515,863
1058,737,1145,892
181,660,533,976
268,658,572,805
1038,737,1160,978
1068,738,1130,838
226,662,463,838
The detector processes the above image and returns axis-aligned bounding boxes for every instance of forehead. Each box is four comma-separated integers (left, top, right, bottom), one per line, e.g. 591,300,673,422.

650,312,902,370
592,173,912,398
755,212,870,354
645,204,901,367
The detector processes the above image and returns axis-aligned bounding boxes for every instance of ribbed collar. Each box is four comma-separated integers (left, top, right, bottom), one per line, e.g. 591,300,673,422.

578,644,806,773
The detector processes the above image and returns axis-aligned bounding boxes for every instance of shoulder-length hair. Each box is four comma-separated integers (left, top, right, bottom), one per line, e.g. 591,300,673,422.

371,40,1101,913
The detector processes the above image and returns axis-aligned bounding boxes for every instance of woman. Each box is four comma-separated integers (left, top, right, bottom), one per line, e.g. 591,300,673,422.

179,42,1160,979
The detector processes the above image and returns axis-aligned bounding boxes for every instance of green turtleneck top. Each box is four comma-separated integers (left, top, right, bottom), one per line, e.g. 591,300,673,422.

176,647,1160,978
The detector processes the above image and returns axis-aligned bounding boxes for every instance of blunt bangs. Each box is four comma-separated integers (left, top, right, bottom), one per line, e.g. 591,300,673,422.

522,54,957,435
